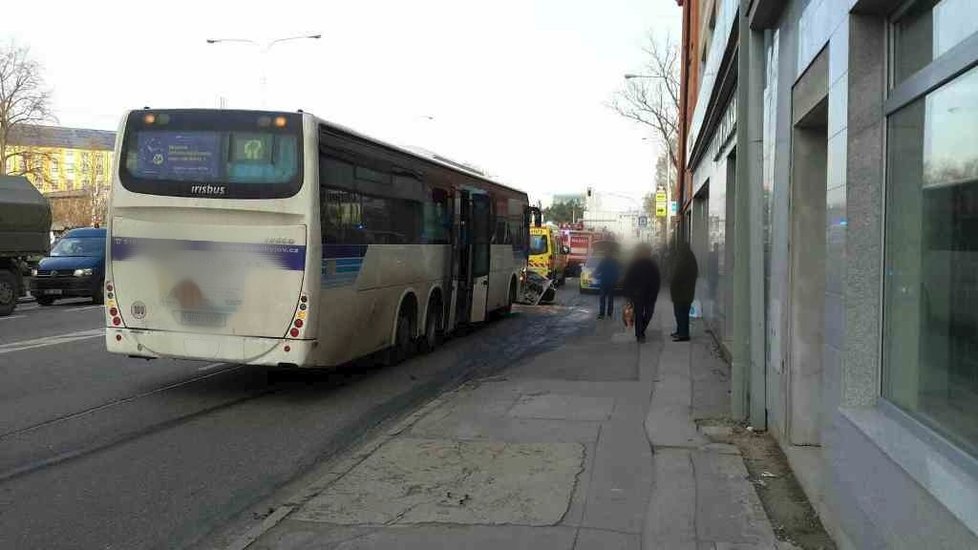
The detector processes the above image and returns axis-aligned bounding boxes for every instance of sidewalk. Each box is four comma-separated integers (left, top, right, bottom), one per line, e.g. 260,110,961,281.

241,300,782,549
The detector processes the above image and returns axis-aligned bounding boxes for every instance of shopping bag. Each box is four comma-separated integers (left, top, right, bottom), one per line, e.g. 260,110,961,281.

622,302,635,327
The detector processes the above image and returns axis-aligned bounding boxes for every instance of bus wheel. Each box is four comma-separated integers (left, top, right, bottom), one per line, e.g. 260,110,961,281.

421,302,442,353
390,312,414,364
0,271,15,316
505,279,517,315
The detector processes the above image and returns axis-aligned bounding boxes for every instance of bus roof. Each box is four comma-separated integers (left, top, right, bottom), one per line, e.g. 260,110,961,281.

311,114,528,198
119,109,529,200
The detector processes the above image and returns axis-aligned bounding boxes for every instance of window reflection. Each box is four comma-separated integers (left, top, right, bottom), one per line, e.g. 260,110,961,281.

894,0,978,84
884,65,978,454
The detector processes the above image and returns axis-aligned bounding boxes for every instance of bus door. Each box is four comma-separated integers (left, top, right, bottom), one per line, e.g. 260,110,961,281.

453,190,490,325
451,190,470,328
468,193,491,322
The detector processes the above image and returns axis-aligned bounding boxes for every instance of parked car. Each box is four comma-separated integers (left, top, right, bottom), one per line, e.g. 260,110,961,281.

579,252,624,294
29,227,107,305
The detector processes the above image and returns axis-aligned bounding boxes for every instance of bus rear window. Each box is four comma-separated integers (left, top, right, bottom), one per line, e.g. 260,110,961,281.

119,110,303,199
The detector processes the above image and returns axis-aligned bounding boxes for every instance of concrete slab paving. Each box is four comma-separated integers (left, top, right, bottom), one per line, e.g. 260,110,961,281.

574,527,640,549
295,438,585,526
645,340,709,448
408,414,603,444
508,342,639,381
582,419,654,534
509,393,615,421
693,450,778,547
329,524,579,550
645,448,697,546
242,297,784,550
255,522,579,550
561,441,598,527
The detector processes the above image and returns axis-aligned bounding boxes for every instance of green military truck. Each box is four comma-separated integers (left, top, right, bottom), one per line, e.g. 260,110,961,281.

0,175,52,316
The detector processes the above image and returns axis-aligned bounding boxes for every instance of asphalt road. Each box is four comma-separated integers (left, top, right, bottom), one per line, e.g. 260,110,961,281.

0,285,596,549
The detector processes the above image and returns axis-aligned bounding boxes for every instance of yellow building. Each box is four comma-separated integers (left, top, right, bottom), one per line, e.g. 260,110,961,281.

5,125,115,194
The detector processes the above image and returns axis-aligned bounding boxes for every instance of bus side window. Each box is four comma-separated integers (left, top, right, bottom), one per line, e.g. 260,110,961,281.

423,187,450,244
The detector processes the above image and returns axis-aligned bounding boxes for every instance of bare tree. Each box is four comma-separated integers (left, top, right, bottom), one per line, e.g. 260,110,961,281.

80,145,109,226
0,42,55,184
610,34,680,174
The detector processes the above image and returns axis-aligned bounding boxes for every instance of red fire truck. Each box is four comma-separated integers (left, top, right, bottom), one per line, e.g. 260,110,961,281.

558,223,598,277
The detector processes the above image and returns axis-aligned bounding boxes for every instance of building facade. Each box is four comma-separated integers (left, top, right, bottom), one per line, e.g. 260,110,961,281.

4,125,116,228
678,0,978,547
5,125,115,194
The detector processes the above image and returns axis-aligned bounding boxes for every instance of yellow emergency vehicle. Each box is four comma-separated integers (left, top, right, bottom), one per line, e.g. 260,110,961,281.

528,226,568,285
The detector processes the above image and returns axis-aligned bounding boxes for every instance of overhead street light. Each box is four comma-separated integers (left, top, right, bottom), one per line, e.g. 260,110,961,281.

206,34,322,107
624,73,654,80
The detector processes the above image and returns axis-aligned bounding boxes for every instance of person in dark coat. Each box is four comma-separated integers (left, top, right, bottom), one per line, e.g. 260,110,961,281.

594,252,621,319
669,242,698,342
623,243,661,342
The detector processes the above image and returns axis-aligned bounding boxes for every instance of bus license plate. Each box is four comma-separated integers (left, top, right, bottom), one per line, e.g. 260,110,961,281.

179,310,226,327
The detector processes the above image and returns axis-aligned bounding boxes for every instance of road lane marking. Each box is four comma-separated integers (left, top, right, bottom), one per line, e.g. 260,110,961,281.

0,329,104,355
65,305,104,312
0,315,25,321
197,362,227,371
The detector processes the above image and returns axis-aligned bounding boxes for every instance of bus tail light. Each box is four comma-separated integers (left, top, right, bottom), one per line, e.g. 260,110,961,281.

287,294,309,338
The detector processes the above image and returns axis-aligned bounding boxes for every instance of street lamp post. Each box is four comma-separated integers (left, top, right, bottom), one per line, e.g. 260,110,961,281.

206,34,322,107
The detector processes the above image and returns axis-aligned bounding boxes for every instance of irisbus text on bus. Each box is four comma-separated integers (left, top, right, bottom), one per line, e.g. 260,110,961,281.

104,109,532,367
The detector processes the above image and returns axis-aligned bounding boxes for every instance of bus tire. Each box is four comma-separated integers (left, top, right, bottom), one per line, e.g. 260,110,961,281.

386,296,416,366
0,270,16,316
505,278,517,315
393,313,413,363
421,297,442,353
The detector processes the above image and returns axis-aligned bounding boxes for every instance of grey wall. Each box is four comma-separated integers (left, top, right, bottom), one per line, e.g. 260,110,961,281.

689,102,737,354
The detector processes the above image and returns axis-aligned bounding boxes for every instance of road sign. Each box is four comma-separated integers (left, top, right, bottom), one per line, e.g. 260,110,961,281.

638,216,648,227
669,200,678,215
654,191,668,218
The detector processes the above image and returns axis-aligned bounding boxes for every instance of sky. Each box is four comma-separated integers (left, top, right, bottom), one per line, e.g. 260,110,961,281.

1,0,681,208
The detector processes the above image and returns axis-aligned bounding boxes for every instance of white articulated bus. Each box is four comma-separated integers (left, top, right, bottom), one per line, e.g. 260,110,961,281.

104,109,533,367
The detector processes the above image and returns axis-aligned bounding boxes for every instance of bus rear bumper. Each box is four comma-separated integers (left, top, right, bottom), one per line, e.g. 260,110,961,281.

105,328,316,367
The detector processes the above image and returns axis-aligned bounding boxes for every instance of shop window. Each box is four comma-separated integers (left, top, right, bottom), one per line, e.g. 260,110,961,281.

893,0,978,84
883,64,978,454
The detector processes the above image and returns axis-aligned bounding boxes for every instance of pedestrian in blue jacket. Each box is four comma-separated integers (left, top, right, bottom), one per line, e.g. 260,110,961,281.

594,253,621,319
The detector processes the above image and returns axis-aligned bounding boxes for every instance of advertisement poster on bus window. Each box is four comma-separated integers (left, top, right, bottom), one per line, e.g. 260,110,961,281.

135,132,221,180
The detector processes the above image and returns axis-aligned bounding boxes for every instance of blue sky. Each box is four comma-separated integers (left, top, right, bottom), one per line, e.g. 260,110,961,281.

2,0,681,207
